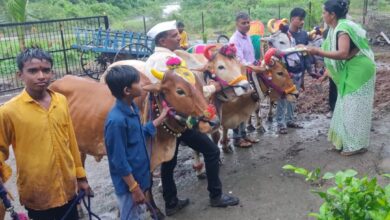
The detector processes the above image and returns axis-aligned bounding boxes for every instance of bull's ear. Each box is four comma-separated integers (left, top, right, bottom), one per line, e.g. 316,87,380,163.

142,83,161,92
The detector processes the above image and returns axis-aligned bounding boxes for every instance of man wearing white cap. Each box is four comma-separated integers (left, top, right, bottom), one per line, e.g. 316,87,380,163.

146,21,240,217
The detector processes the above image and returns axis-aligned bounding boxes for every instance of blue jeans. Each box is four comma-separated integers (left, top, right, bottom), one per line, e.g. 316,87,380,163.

276,73,302,128
116,192,146,220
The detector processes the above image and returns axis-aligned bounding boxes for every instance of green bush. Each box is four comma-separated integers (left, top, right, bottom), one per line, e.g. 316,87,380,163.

283,165,390,220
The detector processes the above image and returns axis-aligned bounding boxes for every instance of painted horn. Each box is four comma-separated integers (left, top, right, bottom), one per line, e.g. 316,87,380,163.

267,19,277,33
151,68,165,80
204,45,216,61
264,48,278,66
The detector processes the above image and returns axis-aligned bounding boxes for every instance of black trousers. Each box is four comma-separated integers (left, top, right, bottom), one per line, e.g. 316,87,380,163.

26,197,78,220
329,78,337,111
161,129,222,208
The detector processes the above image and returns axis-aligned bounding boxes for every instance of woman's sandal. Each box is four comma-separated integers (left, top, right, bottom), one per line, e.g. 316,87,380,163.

340,148,368,156
234,139,253,148
244,136,259,143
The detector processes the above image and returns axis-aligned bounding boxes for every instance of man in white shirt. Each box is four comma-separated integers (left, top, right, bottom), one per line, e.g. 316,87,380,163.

146,21,239,217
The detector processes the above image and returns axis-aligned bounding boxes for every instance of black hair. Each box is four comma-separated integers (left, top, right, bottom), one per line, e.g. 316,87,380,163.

16,47,53,71
155,30,169,46
105,65,140,99
177,21,185,28
236,12,250,22
324,0,349,19
290,7,306,19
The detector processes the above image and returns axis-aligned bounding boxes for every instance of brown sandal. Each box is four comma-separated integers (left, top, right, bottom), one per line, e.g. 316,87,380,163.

234,139,252,148
244,136,259,143
340,148,367,156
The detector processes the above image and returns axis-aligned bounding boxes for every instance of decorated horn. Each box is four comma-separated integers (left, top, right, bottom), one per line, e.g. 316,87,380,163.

264,48,278,66
267,19,277,33
204,45,216,61
151,68,165,80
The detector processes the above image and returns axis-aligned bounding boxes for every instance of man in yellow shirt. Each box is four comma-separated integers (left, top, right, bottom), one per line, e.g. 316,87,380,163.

0,48,91,219
177,21,189,50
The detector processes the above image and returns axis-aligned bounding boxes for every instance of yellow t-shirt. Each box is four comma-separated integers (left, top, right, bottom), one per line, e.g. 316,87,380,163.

0,90,86,210
180,31,189,49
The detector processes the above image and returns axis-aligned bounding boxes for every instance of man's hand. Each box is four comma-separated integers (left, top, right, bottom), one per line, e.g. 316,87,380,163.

131,186,146,204
77,178,94,197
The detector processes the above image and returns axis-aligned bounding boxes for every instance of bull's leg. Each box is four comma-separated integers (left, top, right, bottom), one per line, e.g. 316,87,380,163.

221,128,233,153
145,190,165,220
192,151,206,180
256,105,266,134
247,113,256,132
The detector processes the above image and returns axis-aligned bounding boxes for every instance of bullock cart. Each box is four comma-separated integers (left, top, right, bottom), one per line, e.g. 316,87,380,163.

72,27,155,80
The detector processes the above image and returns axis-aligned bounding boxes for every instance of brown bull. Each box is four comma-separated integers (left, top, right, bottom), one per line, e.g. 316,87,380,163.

49,61,214,171
176,45,298,152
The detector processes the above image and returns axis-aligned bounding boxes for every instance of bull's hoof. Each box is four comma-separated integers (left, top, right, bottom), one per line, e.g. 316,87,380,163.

256,125,266,134
197,172,207,180
222,145,233,153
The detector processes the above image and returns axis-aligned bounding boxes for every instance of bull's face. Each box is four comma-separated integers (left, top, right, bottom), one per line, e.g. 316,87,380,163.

144,68,219,133
266,61,298,102
204,45,251,97
266,31,292,51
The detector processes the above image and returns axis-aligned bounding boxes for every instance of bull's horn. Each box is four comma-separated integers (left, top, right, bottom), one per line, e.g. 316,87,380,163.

204,45,216,61
267,19,276,33
151,68,164,80
264,48,277,66
281,18,289,25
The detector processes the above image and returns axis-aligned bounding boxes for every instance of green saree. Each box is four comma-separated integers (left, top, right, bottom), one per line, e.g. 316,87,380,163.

322,19,376,152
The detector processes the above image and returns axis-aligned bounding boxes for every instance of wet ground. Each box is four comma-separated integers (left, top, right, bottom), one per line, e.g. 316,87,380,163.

2,49,390,220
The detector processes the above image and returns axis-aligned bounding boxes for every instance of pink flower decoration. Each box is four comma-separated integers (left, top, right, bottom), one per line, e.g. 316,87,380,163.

219,44,237,58
166,57,182,67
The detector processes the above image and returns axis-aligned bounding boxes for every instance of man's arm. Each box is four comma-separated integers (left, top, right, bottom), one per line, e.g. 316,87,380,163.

0,109,13,183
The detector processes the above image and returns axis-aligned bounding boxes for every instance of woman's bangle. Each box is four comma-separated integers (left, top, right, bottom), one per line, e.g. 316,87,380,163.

129,182,139,192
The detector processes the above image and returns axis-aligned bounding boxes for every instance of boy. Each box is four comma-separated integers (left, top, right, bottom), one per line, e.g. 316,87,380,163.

177,21,189,50
276,8,307,134
0,48,91,220
104,65,168,219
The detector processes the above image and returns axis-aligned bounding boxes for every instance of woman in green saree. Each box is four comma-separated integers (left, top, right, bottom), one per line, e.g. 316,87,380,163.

306,0,376,156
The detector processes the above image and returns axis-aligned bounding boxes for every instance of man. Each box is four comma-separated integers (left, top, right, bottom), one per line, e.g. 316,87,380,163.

0,48,92,220
229,12,259,148
275,8,307,134
146,20,239,217
177,21,189,50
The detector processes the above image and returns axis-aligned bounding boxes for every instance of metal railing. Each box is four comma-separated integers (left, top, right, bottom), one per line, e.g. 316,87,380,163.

0,16,109,94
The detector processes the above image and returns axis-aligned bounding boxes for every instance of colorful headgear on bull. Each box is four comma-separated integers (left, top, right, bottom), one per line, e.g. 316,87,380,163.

267,18,289,34
263,48,279,66
308,26,324,40
151,57,196,85
219,44,237,59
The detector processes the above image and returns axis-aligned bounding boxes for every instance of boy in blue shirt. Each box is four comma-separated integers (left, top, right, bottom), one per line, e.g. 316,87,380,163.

104,65,168,220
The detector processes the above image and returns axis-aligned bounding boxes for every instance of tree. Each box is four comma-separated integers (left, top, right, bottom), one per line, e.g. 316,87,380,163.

6,0,29,50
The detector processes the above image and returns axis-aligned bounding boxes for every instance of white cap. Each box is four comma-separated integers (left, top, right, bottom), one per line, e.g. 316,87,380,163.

147,20,177,39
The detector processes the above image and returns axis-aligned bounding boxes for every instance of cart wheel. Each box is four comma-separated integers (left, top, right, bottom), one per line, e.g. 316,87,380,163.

114,43,154,62
217,35,229,44
80,45,113,80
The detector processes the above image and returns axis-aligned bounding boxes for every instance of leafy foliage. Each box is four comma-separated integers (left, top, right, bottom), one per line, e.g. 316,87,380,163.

284,165,390,220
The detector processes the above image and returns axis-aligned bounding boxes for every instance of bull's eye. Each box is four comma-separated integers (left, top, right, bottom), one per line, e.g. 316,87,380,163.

279,41,285,45
277,72,284,76
176,88,186,96
218,65,225,70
